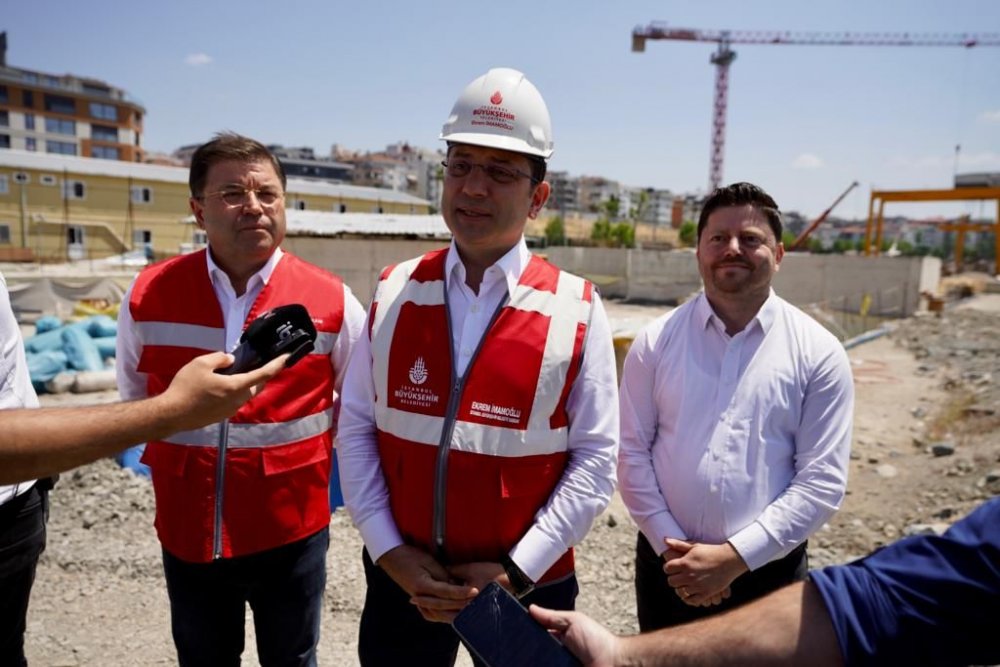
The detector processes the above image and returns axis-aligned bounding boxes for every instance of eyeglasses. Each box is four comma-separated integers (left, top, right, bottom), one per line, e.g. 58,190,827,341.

441,160,534,185
199,187,284,208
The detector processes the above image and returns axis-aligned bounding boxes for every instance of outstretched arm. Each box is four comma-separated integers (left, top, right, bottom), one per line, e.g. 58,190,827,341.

0,352,287,484
531,581,843,667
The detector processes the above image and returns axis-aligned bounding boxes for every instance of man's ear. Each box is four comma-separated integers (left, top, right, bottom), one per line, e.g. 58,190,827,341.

190,197,207,230
528,181,551,220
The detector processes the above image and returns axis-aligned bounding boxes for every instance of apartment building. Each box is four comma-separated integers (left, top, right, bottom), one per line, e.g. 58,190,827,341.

0,149,431,262
0,32,145,162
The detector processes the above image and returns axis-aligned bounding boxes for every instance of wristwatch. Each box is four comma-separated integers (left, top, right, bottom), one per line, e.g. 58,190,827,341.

500,553,535,599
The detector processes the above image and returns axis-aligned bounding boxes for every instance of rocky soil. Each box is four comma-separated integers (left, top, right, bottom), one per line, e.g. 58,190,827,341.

24,296,1000,666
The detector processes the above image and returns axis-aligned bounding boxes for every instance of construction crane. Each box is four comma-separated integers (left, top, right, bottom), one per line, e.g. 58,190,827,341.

631,23,1000,192
788,180,859,251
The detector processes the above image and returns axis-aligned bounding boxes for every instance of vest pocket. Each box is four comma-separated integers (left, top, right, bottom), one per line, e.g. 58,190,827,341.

261,440,330,476
140,442,190,477
499,457,563,499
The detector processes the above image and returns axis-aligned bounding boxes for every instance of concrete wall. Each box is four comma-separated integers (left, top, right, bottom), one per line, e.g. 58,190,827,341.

772,254,941,317
544,247,630,298
624,249,701,303
275,236,942,317
282,237,447,302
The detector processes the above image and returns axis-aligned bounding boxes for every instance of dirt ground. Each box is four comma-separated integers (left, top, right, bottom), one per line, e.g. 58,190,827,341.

22,296,1000,666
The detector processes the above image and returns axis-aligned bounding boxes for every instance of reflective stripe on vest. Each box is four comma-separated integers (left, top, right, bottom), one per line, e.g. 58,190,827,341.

136,321,224,350
377,406,568,456
136,319,338,356
161,408,334,448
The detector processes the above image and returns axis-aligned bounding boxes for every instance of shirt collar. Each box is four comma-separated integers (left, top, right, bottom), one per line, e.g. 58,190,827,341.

445,237,530,296
696,288,778,335
204,246,283,293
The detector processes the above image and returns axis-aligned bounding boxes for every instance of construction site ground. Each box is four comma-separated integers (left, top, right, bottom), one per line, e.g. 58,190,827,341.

23,294,1000,666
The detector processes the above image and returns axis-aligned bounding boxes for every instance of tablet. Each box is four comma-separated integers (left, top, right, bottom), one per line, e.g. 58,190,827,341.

452,582,581,667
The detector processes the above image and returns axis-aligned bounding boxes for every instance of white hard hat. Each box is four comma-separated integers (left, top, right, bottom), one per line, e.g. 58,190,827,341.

440,67,554,159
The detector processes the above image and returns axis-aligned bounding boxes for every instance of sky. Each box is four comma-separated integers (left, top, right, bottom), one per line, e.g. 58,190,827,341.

4,0,999,220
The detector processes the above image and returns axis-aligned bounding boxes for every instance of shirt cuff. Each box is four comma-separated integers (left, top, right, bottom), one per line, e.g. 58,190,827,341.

509,526,565,583
639,512,689,557
357,510,405,563
728,521,778,571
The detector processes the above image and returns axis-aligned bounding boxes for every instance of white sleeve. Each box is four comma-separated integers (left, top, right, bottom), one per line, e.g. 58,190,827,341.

509,291,620,582
114,280,148,401
729,341,854,570
331,285,367,397
616,317,689,556
335,303,404,562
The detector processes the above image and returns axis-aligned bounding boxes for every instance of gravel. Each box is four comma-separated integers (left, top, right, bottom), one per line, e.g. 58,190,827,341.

24,296,1000,665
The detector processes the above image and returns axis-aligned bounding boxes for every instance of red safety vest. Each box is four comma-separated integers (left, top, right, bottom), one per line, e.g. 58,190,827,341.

130,250,344,562
370,249,592,583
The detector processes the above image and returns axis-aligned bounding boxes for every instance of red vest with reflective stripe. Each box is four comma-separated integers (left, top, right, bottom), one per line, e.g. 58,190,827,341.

370,249,592,583
130,250,344,562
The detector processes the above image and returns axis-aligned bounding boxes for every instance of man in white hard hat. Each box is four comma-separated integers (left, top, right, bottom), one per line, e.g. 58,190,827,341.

338,67,619,665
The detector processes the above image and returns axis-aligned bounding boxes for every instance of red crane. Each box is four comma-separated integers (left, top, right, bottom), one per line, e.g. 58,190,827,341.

631,23,1000,193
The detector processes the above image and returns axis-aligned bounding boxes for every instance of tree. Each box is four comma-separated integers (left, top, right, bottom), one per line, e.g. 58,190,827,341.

544,216,566,246
603,195,621,222
678,221,697,247
591,220,612,244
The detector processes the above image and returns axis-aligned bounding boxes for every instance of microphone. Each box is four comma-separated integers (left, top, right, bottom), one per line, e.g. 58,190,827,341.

216,304,317,375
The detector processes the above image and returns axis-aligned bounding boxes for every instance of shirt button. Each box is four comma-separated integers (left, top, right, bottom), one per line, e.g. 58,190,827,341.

471,304,479,313
710,485,719,493
462,348,471,356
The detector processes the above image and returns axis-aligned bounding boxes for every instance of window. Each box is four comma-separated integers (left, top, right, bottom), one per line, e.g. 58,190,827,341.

130,185,153,204
292,199,307,210
44,94,76,115
90,146,119,160
0,175,7,195
0,225,10,244
0,111,8,127
133,229,152,244
12,172,28,184
91,124,118,142
89,102,117,121
22,90,33,108
62,180,86,200
67,225,85,245
24,113,34,130
338,203,347,213
45,117,76,135
40,174,57,186
0,135,9,149
25,137,36,151
0,85,7,103
46,140,76,155
82,83,110,96
193,230,208,245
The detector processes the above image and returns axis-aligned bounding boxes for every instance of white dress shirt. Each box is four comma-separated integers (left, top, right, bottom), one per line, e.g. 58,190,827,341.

337,238,620,582
617,290,853,571
0,273,41,505
116,247,367,409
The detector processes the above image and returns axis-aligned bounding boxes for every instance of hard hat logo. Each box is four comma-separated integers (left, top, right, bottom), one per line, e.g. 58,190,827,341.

440,67,554,160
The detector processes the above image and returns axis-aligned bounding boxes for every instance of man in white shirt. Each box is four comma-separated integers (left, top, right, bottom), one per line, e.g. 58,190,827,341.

618,182,853,630
0,271,46,667
117,133,365,667
337,68,619,666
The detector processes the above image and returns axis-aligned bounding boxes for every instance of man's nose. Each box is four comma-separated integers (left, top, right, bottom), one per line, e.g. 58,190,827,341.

461,165,490,196
241,190,265,212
